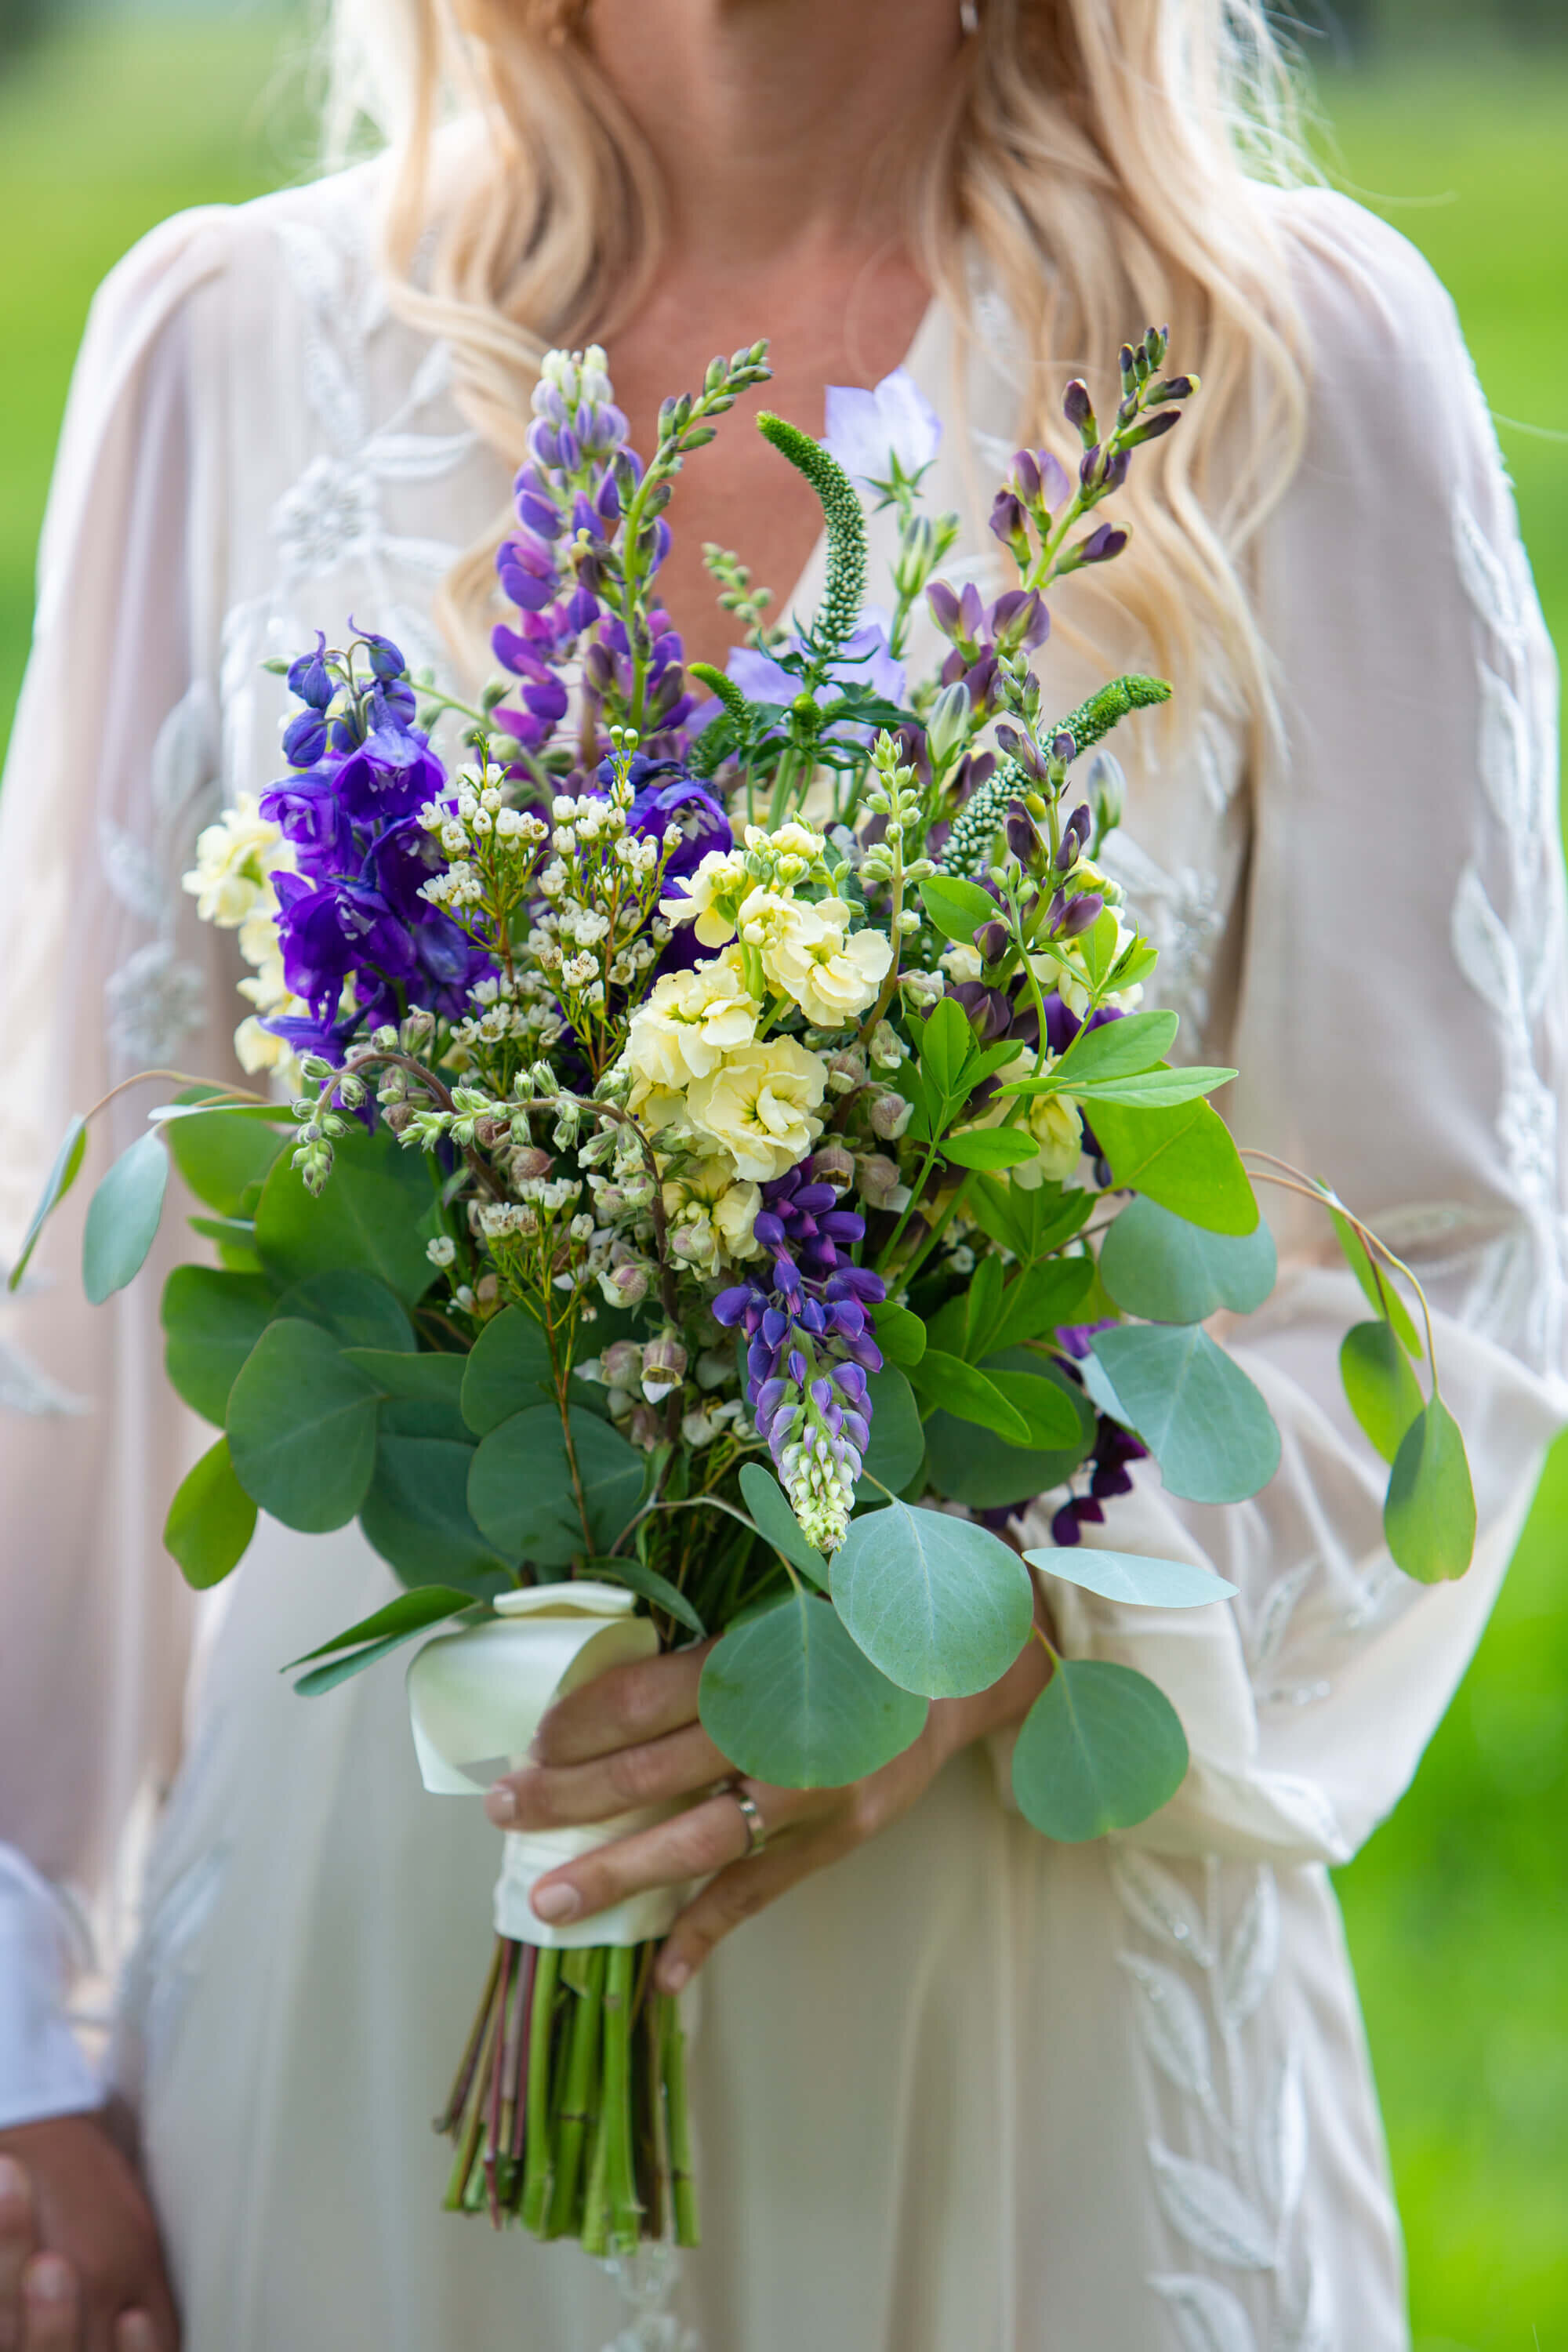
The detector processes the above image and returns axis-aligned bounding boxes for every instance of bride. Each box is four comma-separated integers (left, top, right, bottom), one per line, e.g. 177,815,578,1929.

0,2,1562,2347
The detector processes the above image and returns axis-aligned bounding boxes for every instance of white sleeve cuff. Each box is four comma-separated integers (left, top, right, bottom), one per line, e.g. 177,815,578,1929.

0,1846,103,2131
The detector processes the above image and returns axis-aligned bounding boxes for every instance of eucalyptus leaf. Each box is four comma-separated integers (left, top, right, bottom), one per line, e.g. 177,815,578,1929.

1011,1660,1189,1841
163,1436,256,1592
1340,1320,1425,1465
583,1555,706,1636
830,1498,1034,1697
1384,1396,1476,1581
906,1348,1033,1446
1088,1097,1258,1236
360,1435,513,1594
189,1214,263,1276
942,1127,1040,1171
8,1116,86,1291
699,1591,927,1786
1329,1206,1423,1358
82,1129,169,1305
739,1461,829,1590
461,1305,554,1435
924,1351,1094,1509
162,1265,278,1426
468,1404,644,1566
919,872,1003,943
855,1367,927,1501
253,1127,435,1306
162,1096,289,1218
1022,1545,1238,1609
1098,1195,1277,1325
870,1302,926,1367
1051,1008,1178,1086
1091,1322,1281,1504
276,1269,414,1353
345,1347,470,1443
227,1317,384,1533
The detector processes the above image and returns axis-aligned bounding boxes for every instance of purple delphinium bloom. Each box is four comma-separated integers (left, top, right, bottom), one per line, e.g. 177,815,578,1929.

822,368,942,491
724,615,906,729
712,1159,887,1554
1050,1421,1148,1547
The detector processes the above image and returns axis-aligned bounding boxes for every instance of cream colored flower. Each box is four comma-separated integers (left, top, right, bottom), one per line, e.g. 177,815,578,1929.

712,1178,764,1261
939,942,983,987
625,949,761,1091
770,918,891,1030
661,848,751,947
1013,1091,1084,1190
182,793,290,928
686,1039,827,1182
626,1077,688,1135
234,1014,294,1076
237,952,291,1018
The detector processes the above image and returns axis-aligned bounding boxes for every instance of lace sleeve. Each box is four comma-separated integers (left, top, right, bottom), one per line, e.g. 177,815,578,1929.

1017,191,1566,1867
0,209,238,2009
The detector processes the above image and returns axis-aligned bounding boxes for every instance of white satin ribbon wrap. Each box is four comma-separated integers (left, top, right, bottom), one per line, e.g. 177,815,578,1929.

406,1583,690,1949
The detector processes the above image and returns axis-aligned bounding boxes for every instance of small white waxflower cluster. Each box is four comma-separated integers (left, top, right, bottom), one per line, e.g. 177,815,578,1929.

417,776,548,922
530,774,675,1026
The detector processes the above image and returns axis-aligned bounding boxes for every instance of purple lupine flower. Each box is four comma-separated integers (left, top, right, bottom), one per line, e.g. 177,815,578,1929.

713,1160,887,1554
1050,1419,1147,1545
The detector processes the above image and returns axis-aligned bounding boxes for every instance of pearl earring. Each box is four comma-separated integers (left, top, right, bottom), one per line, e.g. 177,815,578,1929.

960,0,980,30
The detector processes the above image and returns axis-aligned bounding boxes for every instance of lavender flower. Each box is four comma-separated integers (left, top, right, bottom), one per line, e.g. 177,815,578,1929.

724,617,906,728
822,367,942,493
713,1160,887,1553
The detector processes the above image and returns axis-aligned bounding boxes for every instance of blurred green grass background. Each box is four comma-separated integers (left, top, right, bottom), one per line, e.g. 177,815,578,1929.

0,17,1563,2350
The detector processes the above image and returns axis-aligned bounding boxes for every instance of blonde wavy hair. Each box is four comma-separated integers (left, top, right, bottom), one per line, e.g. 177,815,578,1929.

321,0,1315,742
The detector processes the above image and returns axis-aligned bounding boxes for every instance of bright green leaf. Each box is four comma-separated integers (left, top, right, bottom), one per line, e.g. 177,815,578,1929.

855,1367,926,1501
1384,1396,1476,1581
1011,1660,1189,1840
1052,1009,1178,1086
924,1352,1094,1509
871,1302,927,1368
468,1405,644,1567
1062,1066,1236,1108
461,1305,554,1435
1089,1097,1258,1236
1098,1194,1277,1325
919,873,1003,943
916,995,973,1107
1022,1546,1238,1609
1077,906,1122,989
286,1582,481,1696
699,1591,927,1785
983,1367,1083,1448
906,1348,1033,1446
942,1126,1040,1171
227,1317,383,1532
985,1258,1095,1356
1091,1322,1281,1504
831,1498,1035,1697
739,1461,829,1590
967,1177,1094,1267
162,1265,277,1425
8,1116,86,1292
82,1129,169,1305
189,1214,264,1275
253,1127,434,1307
1340,1320,1425,1465
163,1436,256,1591
962,1253,1006,1359
1329,1206,1423,1358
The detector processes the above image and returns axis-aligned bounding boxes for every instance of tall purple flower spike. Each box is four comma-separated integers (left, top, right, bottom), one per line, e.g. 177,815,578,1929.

713,1159,887,1554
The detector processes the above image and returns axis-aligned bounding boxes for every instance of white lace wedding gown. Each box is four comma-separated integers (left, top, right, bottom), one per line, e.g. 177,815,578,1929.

0,158,1563,2352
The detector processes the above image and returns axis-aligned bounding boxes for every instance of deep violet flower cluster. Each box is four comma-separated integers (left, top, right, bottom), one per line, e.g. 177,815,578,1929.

713,1161,887,1555
259,631,492,1060
489,360,695,767
925,579,1051,723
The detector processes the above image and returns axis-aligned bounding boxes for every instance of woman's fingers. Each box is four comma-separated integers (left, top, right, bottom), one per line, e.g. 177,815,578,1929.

0,2154,38,2345
487,1719,731,1831
19,2256,79,2352
655,1820,848,1992
528,1783,819,1927
528,1643,712,1769
114,2314,158,2352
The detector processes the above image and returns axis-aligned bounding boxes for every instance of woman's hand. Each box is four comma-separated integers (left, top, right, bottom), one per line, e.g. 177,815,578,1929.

485,1601,1051,1993
0,2114,178,2351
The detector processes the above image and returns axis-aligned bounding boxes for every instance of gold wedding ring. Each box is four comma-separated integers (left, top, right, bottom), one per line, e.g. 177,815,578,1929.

730,1786,768,1859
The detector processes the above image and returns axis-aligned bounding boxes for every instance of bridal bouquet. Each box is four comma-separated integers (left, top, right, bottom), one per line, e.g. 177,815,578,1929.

14,327,1479,2256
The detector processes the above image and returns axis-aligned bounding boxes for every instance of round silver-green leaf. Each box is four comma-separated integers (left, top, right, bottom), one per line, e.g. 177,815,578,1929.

1012,1659,1189,1841
460,1305,554,1435
162,1266,277,1426
1099,1194,1276,1325
1022,1546,1237,1609
163,1435,256,1592
82,1129,169,1304
1090,1323,1281,1504
1384,1396,1476,1582
468,1404,644,1567
227,1316,383,1532
830,1497,1034,1698
699,1592,927,1787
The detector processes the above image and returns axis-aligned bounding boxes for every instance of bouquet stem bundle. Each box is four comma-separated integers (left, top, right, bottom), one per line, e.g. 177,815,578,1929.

440,1936,699,2250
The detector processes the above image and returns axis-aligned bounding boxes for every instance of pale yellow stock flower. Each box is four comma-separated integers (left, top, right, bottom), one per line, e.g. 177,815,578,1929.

686,1038,828,1182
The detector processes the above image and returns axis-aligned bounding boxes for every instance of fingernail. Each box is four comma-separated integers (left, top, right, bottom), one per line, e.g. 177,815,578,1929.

485,1783,517,1826
531,1882,581,1924
659,1958,691,1994
118,2315,158,2352
26,2256,73,2304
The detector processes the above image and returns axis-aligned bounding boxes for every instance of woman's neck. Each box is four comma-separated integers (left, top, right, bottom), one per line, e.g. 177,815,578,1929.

587,0,963,272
